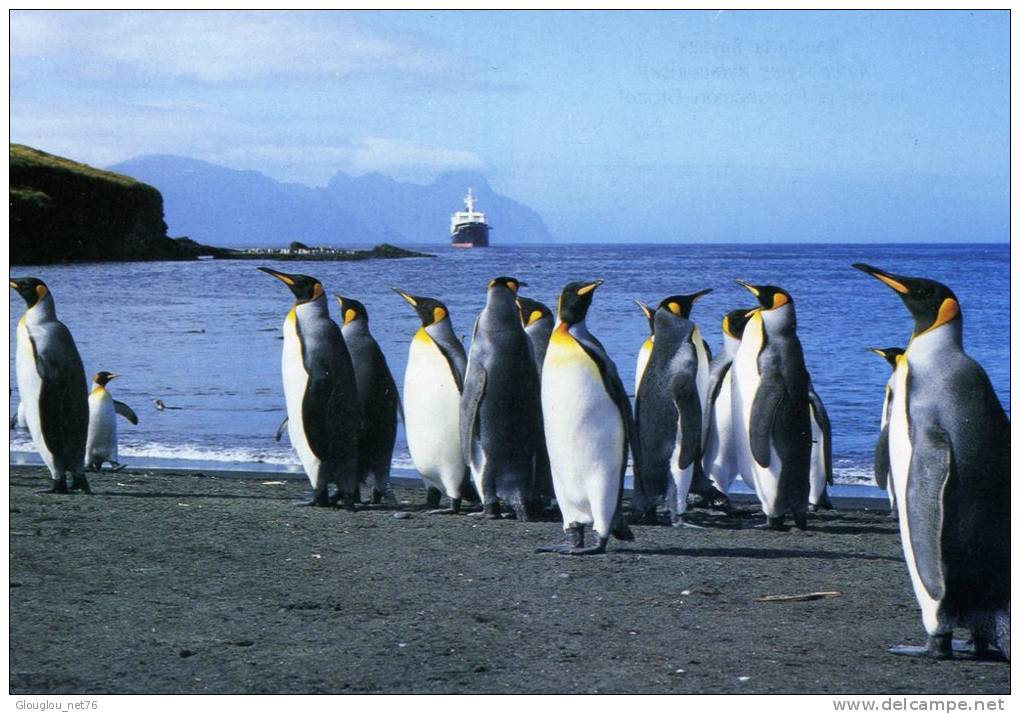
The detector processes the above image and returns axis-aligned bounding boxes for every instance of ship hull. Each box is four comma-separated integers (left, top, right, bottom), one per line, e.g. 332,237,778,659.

451,222,489,248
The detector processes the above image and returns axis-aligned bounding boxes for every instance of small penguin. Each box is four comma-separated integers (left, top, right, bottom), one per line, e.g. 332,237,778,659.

337,296,400,505
259,267,360,508
516,295,555,511
394,288,474,512
10,277,91,494
731,280,812,530
807,383,833,511
854,264,1009,660
461,277,541,520
517,296,554,373
634,300,656,396
632,290,713,526
538,280,635,554
867,346,905,511
85,371,139,473
701,308,754,496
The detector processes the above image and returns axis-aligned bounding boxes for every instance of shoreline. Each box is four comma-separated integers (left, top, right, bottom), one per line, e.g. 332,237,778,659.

8,465,1007,694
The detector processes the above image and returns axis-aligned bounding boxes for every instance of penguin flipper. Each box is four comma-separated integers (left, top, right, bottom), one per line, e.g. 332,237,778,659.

275,416,289,442
113,400,139,425
459,365,486,468
671,372,703,470
749,372,787,468
807,387,833,485
701,360,732,450
874,425,890,490
9,411,17,430
906,426,951,602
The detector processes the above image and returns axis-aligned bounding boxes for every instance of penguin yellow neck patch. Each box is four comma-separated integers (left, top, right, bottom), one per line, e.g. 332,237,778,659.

527,310,543,326
770,293,789,310
917,298,960,336
432,306,447,324
413,326,432,345
344,309,357,325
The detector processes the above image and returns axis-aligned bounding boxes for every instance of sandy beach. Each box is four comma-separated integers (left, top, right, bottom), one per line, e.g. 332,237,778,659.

7,465,1009,695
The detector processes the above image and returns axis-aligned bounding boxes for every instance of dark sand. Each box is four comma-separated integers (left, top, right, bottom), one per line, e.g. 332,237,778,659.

8,466,1009,694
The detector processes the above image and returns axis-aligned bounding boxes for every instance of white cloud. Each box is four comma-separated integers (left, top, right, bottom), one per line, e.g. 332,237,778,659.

341,137,483,179
10,10,446,82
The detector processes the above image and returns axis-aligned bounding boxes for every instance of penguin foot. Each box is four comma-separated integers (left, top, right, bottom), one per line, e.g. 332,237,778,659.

110,462,127,473
425,487,443,510
70,476,93,494
371,487,384,505
536,523,585,554
482,502,501,520
300,492,331,507
889,634,956,659
37,481,69,495
569,532,608,556
792,513,809,531
629,508,659,526
426,507,460,515
611,523,635,542
671,514,705,529
765,516,788,531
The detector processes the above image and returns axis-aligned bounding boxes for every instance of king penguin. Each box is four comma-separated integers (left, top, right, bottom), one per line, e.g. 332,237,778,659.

867,346,905,512
337,295,399,505
632,290,713,526
516,294,555,512
86,371,139,472
538,280,635,554
702,308,754,497
806,382,833,511
259,268,360,508
854,263,1009,660
461,277,541,520
634,300,656,396
731,280,812,530
10,277,90,494
394,288,475,512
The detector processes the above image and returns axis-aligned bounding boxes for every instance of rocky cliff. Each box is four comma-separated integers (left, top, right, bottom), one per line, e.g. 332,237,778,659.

10,144,197,264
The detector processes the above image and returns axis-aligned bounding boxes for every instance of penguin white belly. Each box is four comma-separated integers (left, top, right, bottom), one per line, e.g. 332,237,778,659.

635,337,653,395
704,373,736,493
888,361,941,633
86,390,117,464
281,312,320,488
730,314,782,516
543,334,624,536
808,405,825,504
403,331,464,496
15,319,55,473
668,435,694,517
692,327,710,413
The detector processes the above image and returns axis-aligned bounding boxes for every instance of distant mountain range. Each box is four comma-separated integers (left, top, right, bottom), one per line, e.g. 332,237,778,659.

108,155,554,247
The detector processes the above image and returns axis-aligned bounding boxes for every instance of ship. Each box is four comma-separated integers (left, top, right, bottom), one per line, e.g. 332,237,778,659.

450,188,490,248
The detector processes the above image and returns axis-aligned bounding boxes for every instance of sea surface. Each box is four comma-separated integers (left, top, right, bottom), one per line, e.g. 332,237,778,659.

8,243,1009,495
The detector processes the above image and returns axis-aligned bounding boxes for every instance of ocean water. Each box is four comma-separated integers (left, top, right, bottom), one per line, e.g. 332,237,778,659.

8,243,1009,493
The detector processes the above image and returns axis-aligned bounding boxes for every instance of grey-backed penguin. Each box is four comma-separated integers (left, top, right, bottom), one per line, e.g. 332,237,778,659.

854,263,1009,660
10,277,91,494
86,371,139,472
807,383,833,511
516,295,555,511
537,280,635,554
337,296,399,505
702,308,754,496
731,281,812,530
461,277,541,520
632,290,713,526
259,268,360,508
867,346,905,512
394,289,475,512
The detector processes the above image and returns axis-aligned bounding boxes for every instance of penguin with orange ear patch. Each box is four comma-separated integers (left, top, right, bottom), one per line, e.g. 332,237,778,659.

854,264,1009,661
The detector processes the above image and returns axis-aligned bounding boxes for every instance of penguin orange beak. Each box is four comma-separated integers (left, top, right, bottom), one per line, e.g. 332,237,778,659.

391,287,418,307
734,280,760,297
577,279,604,296
851,264,910,294
258,267,296,286
634,300,653,319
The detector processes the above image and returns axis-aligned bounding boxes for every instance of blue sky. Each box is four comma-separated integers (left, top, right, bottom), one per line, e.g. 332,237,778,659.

9,10,1009,242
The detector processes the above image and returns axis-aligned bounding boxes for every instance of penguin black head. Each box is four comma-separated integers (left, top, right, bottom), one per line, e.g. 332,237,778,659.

657,288,713,319
867,346,906,370
852,264,961,337
93,371,118,387
258,267,324,304
735,280,791,311
516,296,552,328
557,280,603,326
9,277,49,308
487,276,526,295
392,288,450,327
635,300,655,334
336,295,368,326
722,308,755,339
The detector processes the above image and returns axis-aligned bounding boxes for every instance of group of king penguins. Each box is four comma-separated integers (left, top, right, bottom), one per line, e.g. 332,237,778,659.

9,260,1010,661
